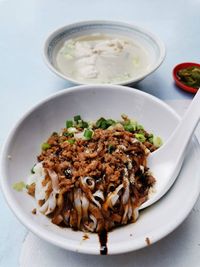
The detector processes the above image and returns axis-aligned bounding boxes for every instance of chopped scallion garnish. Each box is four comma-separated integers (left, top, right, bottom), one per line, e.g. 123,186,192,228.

135,133,146,143
74,115,81,122
96,117,116,129
13,181,26,192
136,124,144,130
66,120,73,128
148,133,154,144
67,139,76,144
84,129,93,140
124,124,135,132
96,117,106,128
63,132,74,137
41,143,51,150
106,119,116,127
77,120,89,129
153,136,163,147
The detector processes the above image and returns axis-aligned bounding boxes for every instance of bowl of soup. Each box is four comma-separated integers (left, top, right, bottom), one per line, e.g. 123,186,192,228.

44,20,165,85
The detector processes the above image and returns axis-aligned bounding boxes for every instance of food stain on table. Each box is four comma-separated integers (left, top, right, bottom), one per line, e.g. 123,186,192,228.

145,237,151,246
82,233,89,240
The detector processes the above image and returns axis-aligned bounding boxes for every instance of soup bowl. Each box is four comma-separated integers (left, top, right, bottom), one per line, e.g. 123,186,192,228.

44,20,165,85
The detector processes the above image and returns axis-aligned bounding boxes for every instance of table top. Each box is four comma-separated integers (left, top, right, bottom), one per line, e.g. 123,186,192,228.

0,0,200,266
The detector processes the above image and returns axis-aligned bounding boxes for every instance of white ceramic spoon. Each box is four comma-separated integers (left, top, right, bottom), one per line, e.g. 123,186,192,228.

141,88,200,209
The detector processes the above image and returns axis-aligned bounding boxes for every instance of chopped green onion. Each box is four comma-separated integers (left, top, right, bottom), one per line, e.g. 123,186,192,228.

82,121,89,128
84,129,93,140
153,136,163,147
67,139,76,144
135,133,146,143
148,133,154,143
66,120,73,128
77,120,89,129
106,119,116,127
63,132,74,137
13,181,26,192
96,117,116,129
124,124,135,132
41,143,51,150
100,120,108,129
68,127,78,133
96,117,106,128
74,115,81,122
136,124,144,130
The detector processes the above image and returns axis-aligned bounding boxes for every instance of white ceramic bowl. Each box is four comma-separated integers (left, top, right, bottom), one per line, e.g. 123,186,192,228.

44,20,165,85
1,85,200,255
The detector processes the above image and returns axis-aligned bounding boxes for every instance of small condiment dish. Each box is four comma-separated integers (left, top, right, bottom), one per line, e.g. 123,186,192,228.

44,20,165,85
173,62,200,93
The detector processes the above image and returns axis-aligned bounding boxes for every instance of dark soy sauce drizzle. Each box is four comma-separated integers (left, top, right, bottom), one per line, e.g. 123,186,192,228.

98,229,108,255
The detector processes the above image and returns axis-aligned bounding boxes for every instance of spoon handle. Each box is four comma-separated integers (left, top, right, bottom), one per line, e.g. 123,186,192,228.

167,88,200,159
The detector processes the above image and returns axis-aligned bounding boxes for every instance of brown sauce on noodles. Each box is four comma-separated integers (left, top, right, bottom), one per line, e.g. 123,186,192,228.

98,229,108,255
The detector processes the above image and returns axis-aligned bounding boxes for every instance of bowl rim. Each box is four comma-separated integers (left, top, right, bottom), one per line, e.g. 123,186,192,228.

173,62,200,94
1,84,190,255
43,19,166,85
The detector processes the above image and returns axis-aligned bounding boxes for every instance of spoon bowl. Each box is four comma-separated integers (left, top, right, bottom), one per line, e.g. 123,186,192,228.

141,88,200,209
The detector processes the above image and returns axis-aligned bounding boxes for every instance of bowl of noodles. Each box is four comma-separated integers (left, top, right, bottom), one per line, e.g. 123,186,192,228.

1,84,199,255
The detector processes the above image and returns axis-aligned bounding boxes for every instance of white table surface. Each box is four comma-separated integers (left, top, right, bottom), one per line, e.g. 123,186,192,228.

0,0,200,266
